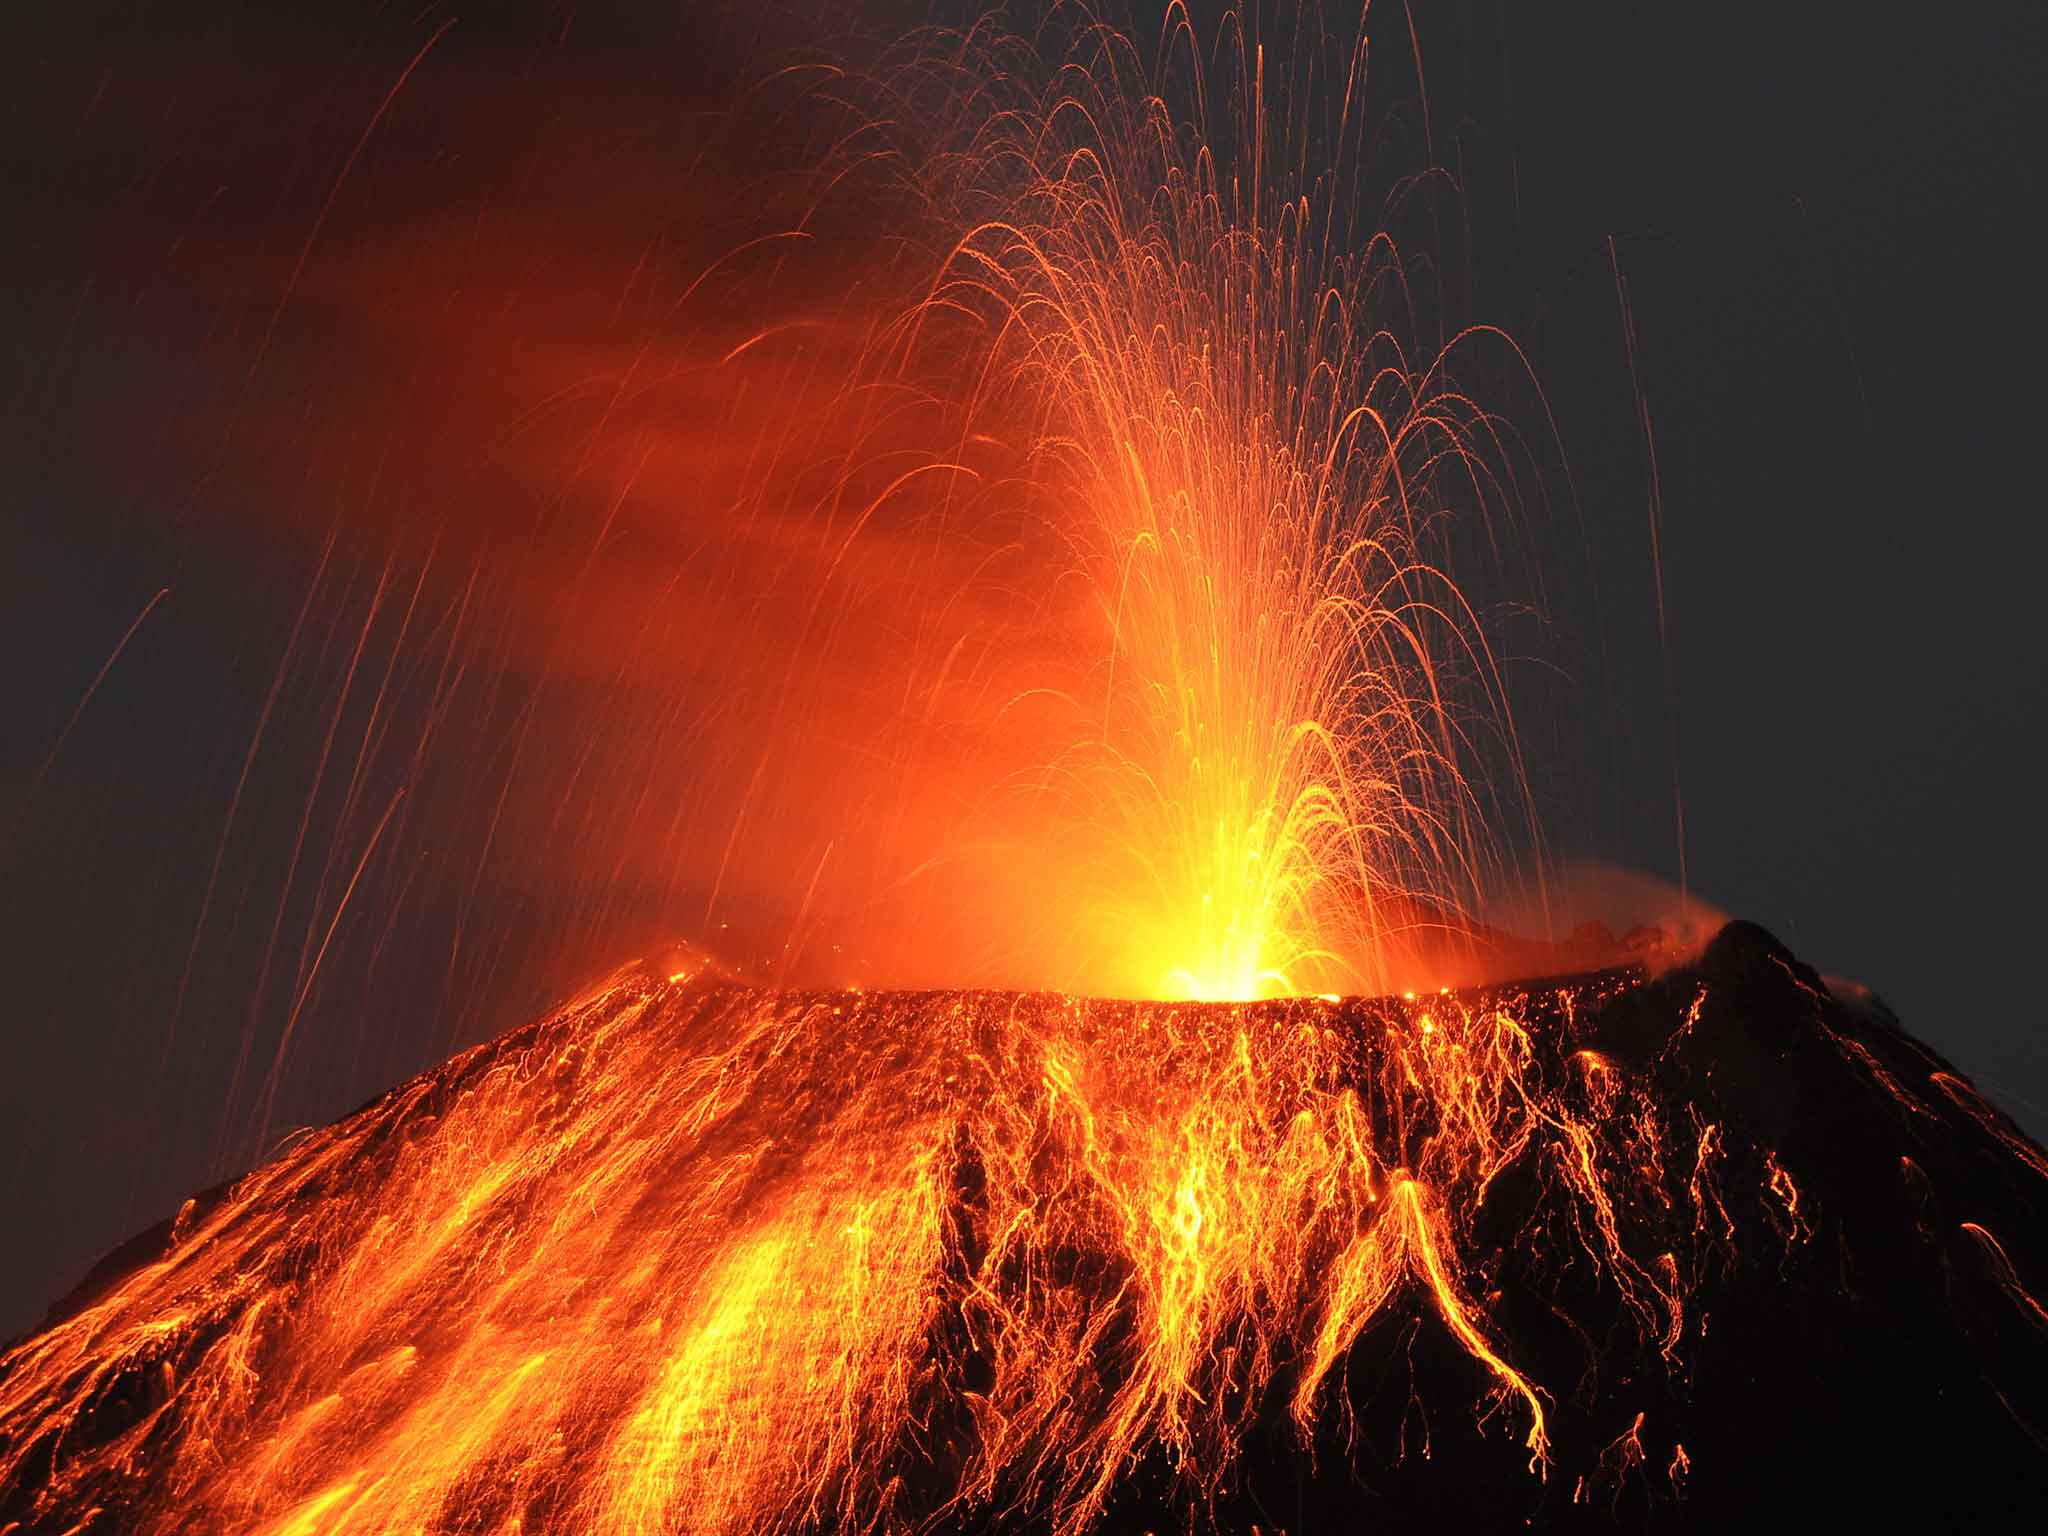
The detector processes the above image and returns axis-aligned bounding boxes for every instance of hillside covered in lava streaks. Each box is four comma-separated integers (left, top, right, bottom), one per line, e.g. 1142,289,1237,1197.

3,921,2045,1533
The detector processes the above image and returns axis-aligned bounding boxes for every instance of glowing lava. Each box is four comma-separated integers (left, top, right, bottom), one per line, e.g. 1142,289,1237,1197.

0,964,1649,1534
864,5,1540,1002
6,935,2048,1532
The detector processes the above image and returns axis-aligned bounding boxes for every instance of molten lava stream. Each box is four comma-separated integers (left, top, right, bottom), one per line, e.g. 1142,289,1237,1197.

0,7,1652,1532
0,958,1710,1536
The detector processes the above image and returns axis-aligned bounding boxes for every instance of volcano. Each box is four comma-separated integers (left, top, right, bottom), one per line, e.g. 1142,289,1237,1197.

3,920,2044,1533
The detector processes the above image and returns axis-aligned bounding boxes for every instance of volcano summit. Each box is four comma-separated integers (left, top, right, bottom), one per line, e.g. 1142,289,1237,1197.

2,921,2043,1532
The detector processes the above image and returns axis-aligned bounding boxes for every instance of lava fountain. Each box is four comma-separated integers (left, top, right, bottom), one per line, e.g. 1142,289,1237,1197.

0,7,1590,1528
8,5,2043,1535
873,5,1543,1000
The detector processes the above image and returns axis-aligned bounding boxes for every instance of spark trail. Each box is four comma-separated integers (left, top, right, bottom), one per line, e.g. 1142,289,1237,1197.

855,2,1547,999
12,8,2046,1534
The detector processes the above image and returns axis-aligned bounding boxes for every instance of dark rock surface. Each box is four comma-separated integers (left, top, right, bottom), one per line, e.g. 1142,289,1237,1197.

3,921,2044,1531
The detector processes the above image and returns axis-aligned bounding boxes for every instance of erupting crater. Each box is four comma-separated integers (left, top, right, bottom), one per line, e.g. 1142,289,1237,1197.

4,922,2044,1532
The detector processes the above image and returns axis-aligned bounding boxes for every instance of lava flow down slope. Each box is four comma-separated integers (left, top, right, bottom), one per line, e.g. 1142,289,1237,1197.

4,920,2045,1533
4,2,2043,1531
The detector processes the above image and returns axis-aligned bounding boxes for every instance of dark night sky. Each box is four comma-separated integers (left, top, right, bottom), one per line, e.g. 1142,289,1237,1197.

2,0,2044,1337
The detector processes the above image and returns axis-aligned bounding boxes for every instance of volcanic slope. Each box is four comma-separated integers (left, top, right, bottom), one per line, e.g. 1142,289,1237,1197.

3,921,2045,1532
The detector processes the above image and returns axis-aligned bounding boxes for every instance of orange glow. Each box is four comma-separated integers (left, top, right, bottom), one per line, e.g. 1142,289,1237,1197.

0,8,1883,1533
6,942,2039,1528
40,1,1562,1026
0,963,1702,1533
884,14,1542,1003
